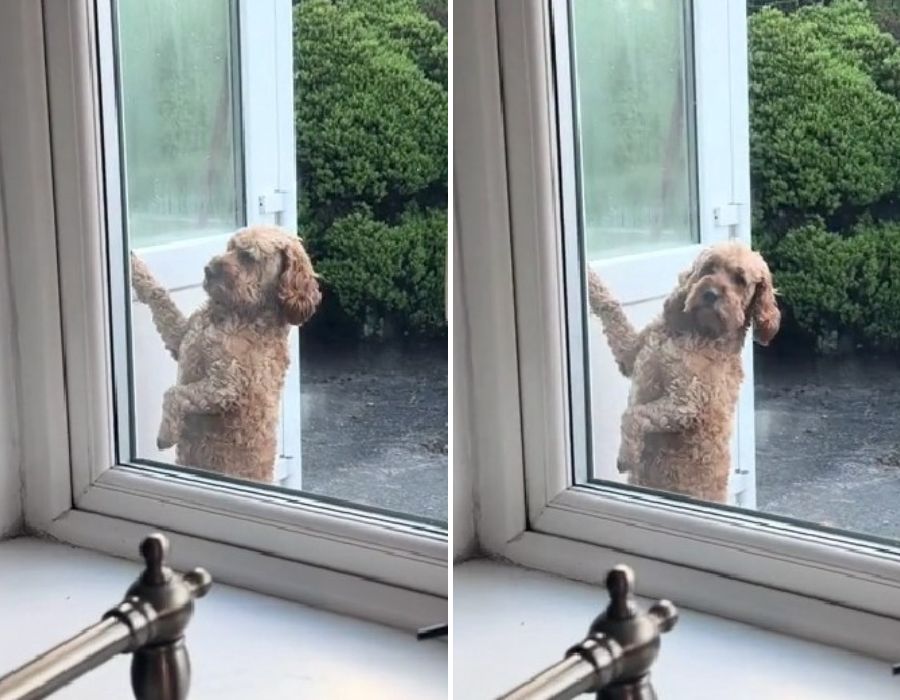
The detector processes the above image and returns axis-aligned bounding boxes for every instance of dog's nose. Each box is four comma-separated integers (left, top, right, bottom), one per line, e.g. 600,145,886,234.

702,289,719,304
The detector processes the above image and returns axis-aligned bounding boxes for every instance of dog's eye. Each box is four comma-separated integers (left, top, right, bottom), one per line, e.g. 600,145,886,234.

700,262,716,276
732,271,747,287
238,250,255,265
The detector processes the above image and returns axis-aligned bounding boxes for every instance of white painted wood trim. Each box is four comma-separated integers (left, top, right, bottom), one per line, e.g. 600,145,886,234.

540,487,900,605
77,467,446,594
588,246,705,302
496,0,572,527
500,529,900,661
44,0,117,506
453,0,527,552
44,509,445,631
1,0,74,529
131,235,233,291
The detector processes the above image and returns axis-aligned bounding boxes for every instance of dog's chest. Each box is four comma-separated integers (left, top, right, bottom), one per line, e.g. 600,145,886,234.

177,320,222,384
631,338,668,404
176,313,289,385
629,332,743,407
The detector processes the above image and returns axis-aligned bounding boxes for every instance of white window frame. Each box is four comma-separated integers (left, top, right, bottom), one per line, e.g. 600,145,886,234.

7,0,446,629
456,0,900,659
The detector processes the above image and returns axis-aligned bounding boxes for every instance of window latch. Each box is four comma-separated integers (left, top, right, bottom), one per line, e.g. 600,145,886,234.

713,203,741,230
258,189,289,215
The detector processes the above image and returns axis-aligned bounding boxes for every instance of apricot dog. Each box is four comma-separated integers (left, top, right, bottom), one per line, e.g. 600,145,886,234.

131,225,321,482
588,242,780,502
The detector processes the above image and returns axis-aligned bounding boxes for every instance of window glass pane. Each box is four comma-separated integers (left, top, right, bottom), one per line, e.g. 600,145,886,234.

112,0,448,527
117,0,242,248
566,0,900,545
571,0,697,259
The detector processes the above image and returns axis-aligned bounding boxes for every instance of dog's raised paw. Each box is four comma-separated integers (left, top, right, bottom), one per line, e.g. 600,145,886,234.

157,436,175,451
616,458,634,475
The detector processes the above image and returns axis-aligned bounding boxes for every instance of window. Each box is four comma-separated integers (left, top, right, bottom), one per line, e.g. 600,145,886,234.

455,0,900,658
571,0,698,259
111,0,448,520
11,0,446,628
117,0,243,249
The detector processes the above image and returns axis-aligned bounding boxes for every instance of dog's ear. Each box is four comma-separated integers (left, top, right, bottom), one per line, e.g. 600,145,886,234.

750,263,780,346
662,272,689,331
663,253,705,331
278,238,321,326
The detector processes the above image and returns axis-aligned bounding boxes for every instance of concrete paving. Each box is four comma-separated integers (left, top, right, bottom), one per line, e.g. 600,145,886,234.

293,338,899,539
299,338,447,524
756,350,900,539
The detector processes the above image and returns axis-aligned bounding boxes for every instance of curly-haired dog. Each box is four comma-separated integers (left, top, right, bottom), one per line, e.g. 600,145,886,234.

131,225,321,482
588,241,779,502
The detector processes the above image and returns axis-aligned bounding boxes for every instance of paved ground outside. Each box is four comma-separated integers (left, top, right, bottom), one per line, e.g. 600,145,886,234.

293,338,898,538
756,349,900,539
299,338,447,524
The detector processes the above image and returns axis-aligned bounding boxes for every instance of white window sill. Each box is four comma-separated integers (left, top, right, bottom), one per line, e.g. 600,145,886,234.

0,539,446,699
454,560,896,699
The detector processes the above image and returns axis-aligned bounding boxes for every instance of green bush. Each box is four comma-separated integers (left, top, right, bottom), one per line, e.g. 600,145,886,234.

747,1,900,351
798,1,900,98
868,0,900,39
319,206,446,336
749,1,900,225
294,0,447,337
766,220,900,349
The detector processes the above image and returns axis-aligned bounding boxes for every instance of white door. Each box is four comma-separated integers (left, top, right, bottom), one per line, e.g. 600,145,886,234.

555,0,755,506
118,0,302,486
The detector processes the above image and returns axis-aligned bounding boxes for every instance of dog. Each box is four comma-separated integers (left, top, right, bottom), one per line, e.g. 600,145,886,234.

130,225,321,482
587,241,780,502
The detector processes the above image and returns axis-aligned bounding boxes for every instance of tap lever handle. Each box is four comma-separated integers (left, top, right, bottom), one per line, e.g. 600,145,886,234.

183,568,213,599
139,533,172,586
604,565,638,621
649,599,678,633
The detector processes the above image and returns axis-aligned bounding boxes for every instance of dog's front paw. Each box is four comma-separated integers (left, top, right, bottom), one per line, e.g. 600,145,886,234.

616,457,634,475
617,413,643,473
130,253,156,304
157,389,182,450
156,417,179,451
587,269,614,314
616,444,641,474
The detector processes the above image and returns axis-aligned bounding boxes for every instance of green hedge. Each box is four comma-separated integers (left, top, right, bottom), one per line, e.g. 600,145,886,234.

318,206,446,336
749,1,900,224
765,220,900,350
294,0,447,337
749,1,900,351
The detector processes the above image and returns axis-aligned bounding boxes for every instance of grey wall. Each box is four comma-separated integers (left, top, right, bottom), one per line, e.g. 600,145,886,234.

0,161,22,538
452,205,476,561
0,0,37,538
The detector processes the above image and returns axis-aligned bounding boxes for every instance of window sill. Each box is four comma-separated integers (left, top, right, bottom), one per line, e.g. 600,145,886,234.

454,560,895,699
0,539,446,699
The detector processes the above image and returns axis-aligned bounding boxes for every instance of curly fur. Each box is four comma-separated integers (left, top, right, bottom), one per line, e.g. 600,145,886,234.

131,225,321,482
588,241,780,502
